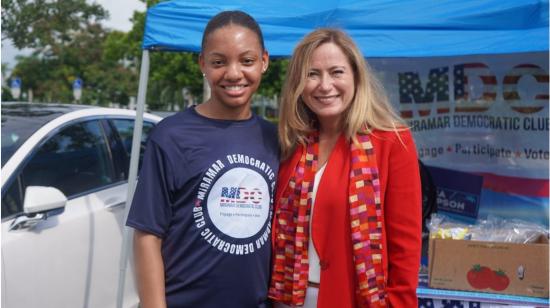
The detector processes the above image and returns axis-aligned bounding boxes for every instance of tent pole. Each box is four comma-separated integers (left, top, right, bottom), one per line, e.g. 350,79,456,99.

116,49,150,308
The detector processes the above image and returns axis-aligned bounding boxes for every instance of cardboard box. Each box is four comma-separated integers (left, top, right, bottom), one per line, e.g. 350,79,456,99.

428,237,549,298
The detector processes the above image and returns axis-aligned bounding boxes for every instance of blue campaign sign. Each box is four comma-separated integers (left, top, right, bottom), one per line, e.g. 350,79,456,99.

435,188,480,219
427,166,483,222
73,78,83,90
10,77,21,89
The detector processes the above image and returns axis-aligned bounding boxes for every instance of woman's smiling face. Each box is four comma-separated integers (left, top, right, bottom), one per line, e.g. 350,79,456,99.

301,42,355,127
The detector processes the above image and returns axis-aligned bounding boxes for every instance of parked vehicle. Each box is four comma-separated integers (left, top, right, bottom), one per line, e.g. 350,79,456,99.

1,102,162,308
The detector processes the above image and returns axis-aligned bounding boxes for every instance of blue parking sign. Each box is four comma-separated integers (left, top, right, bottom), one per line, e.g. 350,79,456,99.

10,77,21,89
73,78,83,90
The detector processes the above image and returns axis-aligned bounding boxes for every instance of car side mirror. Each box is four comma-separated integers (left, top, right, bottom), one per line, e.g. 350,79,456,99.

9,186,67,231
24,186,67,214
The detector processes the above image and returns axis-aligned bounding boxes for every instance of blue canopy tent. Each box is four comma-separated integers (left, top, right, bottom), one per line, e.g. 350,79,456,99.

117,1,549,306
142,0,549,57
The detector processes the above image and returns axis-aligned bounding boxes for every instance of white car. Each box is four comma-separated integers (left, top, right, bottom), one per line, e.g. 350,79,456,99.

1,102,162,308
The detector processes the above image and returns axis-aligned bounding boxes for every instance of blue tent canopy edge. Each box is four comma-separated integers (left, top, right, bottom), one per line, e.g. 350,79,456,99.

142,0,549,57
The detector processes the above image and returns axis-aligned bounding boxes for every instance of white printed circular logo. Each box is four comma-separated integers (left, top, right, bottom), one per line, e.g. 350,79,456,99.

207,167,270,238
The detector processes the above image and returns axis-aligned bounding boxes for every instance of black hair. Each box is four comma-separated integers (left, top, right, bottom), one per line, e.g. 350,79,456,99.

201,10,265,51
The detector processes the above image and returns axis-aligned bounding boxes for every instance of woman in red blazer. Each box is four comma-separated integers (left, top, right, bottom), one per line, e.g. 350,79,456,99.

268,28,422,308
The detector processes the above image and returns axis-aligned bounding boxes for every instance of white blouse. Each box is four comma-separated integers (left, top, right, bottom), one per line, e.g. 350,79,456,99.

308,163,326,283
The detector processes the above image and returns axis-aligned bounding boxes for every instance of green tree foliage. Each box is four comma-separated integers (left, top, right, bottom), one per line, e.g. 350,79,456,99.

1,87,14,101
260,58,289,98
9,23,137,105
2,0,136,105
2,64,14,101
1,0,107,51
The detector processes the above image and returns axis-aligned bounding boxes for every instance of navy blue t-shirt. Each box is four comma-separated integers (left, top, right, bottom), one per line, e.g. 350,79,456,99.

126,107,279,308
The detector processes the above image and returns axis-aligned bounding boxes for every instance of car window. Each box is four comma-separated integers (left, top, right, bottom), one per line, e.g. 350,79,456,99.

19,120,115,200
110,119,155,177
1,103,70,167
1,176,23,219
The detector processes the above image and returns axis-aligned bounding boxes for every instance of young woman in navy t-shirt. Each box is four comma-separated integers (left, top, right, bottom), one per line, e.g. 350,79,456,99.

127,11,279,308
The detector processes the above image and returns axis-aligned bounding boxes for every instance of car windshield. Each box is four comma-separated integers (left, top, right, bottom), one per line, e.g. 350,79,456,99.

1,103,81,167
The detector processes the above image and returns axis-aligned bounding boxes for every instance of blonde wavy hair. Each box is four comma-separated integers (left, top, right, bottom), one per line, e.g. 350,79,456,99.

278,28,406,159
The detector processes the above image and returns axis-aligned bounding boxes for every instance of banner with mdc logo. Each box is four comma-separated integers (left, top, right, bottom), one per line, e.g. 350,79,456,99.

370,52,549,226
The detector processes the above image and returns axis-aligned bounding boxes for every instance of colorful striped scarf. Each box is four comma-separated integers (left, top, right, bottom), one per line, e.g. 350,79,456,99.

269,132,387,307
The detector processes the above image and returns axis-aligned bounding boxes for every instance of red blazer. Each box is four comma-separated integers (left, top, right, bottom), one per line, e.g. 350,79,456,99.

273,130,422,308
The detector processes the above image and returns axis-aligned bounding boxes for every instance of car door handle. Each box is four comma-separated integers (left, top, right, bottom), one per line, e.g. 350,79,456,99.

9,213,47,231
105,198,126,209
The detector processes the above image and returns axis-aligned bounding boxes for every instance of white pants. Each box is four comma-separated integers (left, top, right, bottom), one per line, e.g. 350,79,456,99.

273,286,319,308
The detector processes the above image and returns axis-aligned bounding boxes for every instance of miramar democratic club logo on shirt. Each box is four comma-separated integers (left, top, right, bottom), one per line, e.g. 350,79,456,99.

193,153,276,255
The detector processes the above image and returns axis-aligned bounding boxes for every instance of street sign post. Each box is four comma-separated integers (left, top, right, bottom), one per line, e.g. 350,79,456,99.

10,77,21,100
73,78,83,102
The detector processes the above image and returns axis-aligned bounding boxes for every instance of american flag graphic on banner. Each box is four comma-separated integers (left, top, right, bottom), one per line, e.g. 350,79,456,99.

503,64,549,114
398,67,449,118
453,63,497,112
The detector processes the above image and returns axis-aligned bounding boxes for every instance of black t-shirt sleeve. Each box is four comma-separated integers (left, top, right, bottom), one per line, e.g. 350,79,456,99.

126,139,175,238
